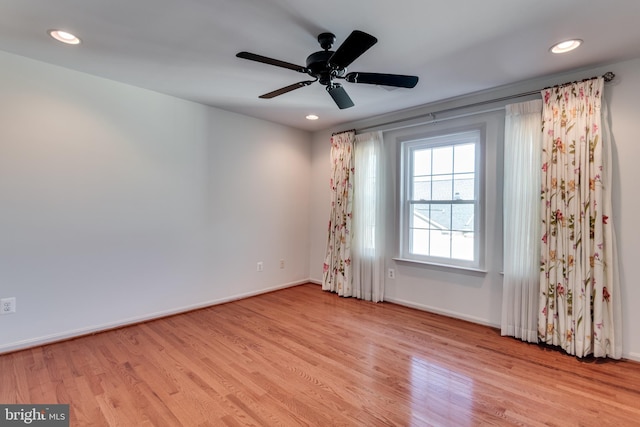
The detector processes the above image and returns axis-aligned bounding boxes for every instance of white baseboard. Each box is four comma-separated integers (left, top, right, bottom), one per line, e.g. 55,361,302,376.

6,282,638,364
0,279,309,355
386,297,640,363
384,296,500,329
625,352,640,363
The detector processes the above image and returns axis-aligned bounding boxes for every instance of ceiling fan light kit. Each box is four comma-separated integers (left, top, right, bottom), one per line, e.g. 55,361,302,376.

237,30,419,109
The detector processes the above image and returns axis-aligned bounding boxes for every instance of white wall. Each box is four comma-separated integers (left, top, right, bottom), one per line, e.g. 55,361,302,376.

309,57,640,361
0,51,311,353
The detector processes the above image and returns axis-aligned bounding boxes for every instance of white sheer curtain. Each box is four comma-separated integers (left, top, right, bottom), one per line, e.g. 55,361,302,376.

352,132,386,302
501,100,542,342
602,102,623,359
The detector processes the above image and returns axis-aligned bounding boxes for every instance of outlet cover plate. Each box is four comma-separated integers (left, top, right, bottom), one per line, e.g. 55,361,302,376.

1,297,16,314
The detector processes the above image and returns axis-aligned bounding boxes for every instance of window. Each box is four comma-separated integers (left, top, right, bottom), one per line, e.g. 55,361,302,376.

400,128,484,269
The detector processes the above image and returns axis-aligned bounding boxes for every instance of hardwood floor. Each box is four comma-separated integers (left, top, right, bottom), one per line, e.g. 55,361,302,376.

1,284,639,426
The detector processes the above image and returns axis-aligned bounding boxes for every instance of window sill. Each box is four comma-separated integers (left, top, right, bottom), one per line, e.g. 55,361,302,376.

392,257,488,274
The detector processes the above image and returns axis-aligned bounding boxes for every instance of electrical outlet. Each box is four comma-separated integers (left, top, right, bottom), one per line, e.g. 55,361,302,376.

257,262,264,272
1,297,16,314
280,259,285,269
388,268,395,279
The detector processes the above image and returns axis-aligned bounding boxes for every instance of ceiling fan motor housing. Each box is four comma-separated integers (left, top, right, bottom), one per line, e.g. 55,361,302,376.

306,50,345,85
305,32,348,86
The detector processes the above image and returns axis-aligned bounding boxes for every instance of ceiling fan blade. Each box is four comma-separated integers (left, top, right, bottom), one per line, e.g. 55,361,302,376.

326,84,354,109
236,52,307,73
345,72,419,88
328,30,377,69
259,80,315,99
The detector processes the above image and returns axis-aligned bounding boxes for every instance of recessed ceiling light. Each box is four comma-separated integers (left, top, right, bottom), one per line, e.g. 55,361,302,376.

306,114,319,120
550,39,582,54
48,30,81,45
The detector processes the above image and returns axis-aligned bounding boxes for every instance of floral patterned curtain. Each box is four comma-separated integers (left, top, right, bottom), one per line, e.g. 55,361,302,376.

323,131,355,296
538,78,621,358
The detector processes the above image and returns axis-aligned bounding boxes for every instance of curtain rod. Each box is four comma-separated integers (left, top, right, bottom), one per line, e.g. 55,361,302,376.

332,128,356,136
357,72,615,133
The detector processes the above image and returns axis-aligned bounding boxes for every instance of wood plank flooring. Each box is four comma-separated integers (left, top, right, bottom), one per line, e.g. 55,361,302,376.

1,284,639,426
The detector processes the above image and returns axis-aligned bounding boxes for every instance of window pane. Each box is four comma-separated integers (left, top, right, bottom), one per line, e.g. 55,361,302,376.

452,203,474,231
431,175,452,200
454,143,475,173
411,204,432,229
432,146,453,175
429,229,451,258
413,149,432,176
410,228,429,255
453,173,475,200
451,231,474,261
412,176,431,200
430,204,451,229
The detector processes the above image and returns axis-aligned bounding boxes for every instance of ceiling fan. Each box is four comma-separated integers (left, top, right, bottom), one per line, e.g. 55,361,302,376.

236,30,419,109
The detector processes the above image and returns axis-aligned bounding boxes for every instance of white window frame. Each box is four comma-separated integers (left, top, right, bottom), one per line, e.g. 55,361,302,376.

398,125,486,270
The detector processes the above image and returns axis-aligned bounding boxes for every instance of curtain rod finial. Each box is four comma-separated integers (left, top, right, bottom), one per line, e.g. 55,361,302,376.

603,72,615,82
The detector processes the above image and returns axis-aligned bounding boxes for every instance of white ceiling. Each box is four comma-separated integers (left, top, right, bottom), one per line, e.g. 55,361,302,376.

1,0,640,131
